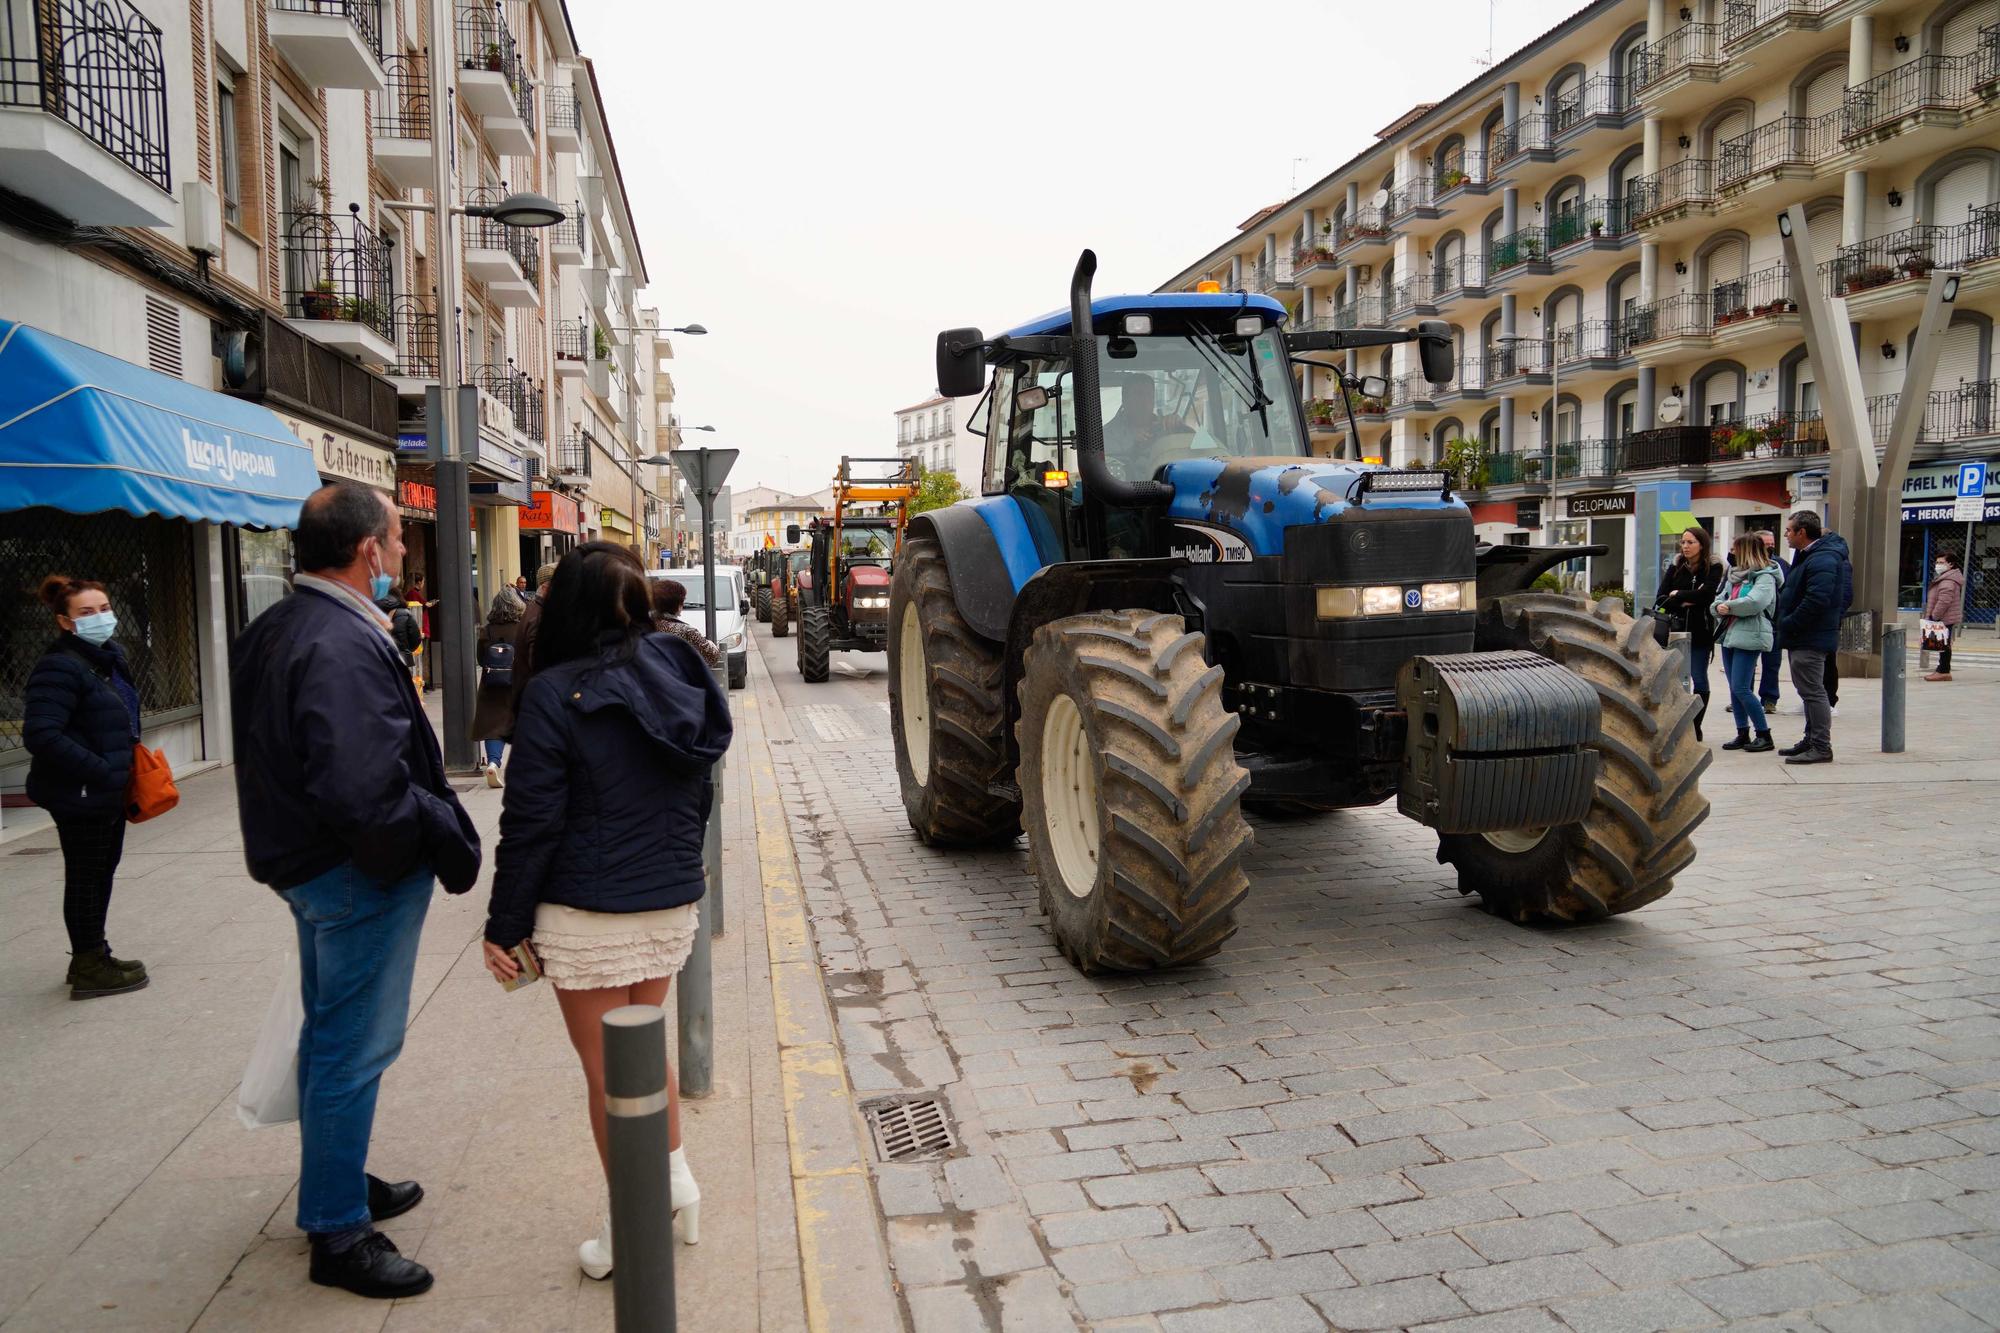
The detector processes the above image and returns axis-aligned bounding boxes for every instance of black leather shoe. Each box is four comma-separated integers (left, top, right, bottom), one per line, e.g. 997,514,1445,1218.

367,1174,424,1222
1779,739,1811,757
1743,732,1775,754
1785,748,1833,765
308,1230,433,1299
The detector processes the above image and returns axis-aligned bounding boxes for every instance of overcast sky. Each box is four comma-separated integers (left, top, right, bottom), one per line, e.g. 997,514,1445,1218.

576,0,1580,496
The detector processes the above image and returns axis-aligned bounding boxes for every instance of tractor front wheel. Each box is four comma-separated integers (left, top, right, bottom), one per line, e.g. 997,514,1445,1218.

1437,592,1711,924
799,605,831,683
755,585,772,622
1017,611,1252,973
771,587,791,637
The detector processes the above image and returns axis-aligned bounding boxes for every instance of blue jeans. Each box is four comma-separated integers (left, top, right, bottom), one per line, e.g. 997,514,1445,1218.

282,862,434,1235
1757,644,1782,705
1721,646,1769,733
483,738,505,767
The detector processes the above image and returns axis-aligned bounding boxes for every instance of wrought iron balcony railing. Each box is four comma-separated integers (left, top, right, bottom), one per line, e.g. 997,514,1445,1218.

1293,238,1340,270
546,84,580,137
467,363,545,441
456,3,520,89
1716,110,1841,184
1634,22,1723,87
1432,148,1487,194
374,51,428,138
1561,319,1628,362
463,190,542,284
1627,157,1716,220
557,429,594,477
548,205,586,258
554,316,587,364
1709,262,1797,324
510,67,535,131
1842,45,2000,138
1251,257,1295,292
282,211,394,340
1494,114,1555,162
272,0,382,57
0,0,169,191
1335,209,1392,249
1820,204,2000,295
1711,407,1830,460
1928,378,2000,442
1552,74,1631,129
1386,179,1432,217
1546,196,1631,249
1431,253,1487,298
1484,339,1551,378
1721,0,1836,48
386,293,446,379
1326,295,1385,330
1624,293,1710,346
1385,273,1437,315
1488,225,1549,275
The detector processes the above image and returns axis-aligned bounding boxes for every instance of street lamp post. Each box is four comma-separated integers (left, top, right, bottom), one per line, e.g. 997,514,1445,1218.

633,423,714,569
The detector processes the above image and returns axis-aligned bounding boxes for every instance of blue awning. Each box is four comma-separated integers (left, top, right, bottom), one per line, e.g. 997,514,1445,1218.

0,319,319,529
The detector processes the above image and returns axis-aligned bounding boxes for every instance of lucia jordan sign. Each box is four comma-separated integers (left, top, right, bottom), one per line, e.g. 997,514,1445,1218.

182,426,280,484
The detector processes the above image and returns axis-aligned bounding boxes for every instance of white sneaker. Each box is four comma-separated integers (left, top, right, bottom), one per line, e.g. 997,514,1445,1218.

485,761,503,789
579,1214,612,1280
1830,704,1840,717
671,1146,701,1246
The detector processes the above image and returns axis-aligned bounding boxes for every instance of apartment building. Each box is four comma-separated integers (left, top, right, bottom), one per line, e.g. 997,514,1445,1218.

895,393,981,494
727,484,834,557
0,0,655,806
1164,0,2000,621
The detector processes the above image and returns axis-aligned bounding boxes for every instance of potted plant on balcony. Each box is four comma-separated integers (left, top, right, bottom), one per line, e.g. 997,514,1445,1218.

1438,166,1468,190
337,296,383,329
302,279,337,321
593,323,610,360
1847,264,1896,293
1589,218,1604,239
1902,253,1935,278
485,42,505,72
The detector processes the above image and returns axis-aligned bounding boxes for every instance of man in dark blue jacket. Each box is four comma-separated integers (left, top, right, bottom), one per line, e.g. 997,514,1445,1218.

231,481,480,1299
1773,509,1851,765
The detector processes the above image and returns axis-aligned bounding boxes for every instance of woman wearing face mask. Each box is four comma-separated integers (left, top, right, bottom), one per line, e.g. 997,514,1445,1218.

23,574,149,999
1925,550,1967,682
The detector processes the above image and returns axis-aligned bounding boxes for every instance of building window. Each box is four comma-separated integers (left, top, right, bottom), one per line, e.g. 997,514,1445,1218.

216,65,242,226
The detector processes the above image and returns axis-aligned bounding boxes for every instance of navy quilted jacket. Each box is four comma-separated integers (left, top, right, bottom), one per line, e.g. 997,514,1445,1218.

23,635,138,820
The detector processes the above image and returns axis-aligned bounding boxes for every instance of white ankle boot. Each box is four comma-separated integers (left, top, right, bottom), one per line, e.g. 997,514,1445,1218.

579,1213,612,1280
671,1146,700,1246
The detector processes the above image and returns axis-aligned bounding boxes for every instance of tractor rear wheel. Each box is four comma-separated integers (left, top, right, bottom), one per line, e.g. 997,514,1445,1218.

799,605,831,683
1017,610,1252,973
1437,592,1711,924
771,586,791,637
755,585,772,622
888,537,1019,844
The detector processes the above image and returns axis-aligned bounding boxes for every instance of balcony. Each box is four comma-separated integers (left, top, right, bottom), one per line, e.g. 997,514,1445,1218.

1841,42,2000,145
1493,114,1557,166
1634,22,1726,101
483,69,535,155
1545,197,1633,255
1430,253,1488,303
0,0,172,224
556,429,594,483
1820,206,2000,306
1625,293,1712,355
554,317,588,379
1387,179,1437,222
1250,257,1296,293
384,294,444,392
1385,273,1438,317
586,353,613,402
1559,319,1630,367
1435,356,1490,403
1334,209,1392,256
1709,262,1801,345
1621,424,1715,470
371,53,431,190
1484,339,1551,386
1628,158,1717,227
1551,74,1633,135
1709,407,1831,463
461,197,539,305
1325,295,1385,331
1488,225,1553,280
1716,110,1842,191
268,0,384,92
1722,0,1838,55
549,205,586,267
281,211,396,364
582,264,611,314
545,85,581,154
1430,148,1494,203
1292,238,1340,278
455,4,523,117
468,364,544,446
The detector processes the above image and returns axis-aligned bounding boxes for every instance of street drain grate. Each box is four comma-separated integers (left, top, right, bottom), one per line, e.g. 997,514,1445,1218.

860,1095,955,1162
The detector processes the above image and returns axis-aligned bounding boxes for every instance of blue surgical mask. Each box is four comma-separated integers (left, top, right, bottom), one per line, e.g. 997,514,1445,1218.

72,611,117,645
369,554,394,601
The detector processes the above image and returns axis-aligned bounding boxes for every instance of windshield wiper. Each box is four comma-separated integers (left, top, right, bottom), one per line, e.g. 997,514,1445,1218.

1186,330,1264,413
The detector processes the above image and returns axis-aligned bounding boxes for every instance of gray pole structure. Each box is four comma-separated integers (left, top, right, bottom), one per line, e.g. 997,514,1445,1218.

428,0,476,770
602,1005,676,1332
677,663,722,1100
1881,622,1907,753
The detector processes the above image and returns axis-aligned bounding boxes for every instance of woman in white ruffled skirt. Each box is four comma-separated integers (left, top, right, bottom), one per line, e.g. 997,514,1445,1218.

481,542,732,1278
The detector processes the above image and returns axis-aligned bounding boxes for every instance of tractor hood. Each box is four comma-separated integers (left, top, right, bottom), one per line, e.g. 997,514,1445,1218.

1160,456,1467,561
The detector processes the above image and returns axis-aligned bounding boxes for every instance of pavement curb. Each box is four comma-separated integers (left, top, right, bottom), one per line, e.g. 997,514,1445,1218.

742,666,904,1332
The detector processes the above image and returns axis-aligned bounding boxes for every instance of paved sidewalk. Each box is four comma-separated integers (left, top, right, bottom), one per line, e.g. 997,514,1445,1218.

0,672,829,1330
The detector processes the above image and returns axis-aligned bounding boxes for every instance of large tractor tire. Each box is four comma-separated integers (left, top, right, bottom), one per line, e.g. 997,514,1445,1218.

771,587,791,637
1437,592,1711,924
798,605,832,683
1017,610,1252,973
888,537,1019,845
755,585,772,622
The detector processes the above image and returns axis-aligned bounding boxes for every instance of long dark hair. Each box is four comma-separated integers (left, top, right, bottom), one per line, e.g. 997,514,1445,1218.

534,541,652,672
1676,525,1716,573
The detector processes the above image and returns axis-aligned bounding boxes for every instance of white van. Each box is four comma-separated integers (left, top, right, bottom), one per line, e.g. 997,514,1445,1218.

647,565,748,689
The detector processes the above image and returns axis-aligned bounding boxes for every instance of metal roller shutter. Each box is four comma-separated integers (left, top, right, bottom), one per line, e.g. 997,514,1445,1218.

1931,161,1988,226
1804,69,1844,118
1936,317,1984,391
1940,1,1999,57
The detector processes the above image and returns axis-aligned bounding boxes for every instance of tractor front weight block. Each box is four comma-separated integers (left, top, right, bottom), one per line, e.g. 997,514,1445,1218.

1397,650,1600,835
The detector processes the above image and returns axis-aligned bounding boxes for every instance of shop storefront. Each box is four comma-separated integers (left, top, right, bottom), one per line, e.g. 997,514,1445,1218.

599,505,634,549
1899,458,1998,623
0,320,316,824
519,489,582,571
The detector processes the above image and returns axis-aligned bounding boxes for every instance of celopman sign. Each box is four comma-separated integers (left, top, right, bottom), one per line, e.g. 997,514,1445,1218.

1566,490,1635,518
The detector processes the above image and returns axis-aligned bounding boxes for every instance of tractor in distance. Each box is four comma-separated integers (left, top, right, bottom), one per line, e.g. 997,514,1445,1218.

788,456,919,683
885,251,1709,974
749,544,785,623
770,547,809,638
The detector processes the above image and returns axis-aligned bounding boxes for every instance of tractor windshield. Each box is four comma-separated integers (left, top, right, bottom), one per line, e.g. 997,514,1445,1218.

839,525,896,559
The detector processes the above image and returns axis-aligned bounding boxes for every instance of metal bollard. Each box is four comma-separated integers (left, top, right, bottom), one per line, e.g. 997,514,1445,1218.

706,753,725,940
1882,622,1906,754
1667,630,1692,686
677,665,722,1100
603,1005,676,1332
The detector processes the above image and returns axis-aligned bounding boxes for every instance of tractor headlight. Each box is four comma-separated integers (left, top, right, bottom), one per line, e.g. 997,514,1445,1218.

1316,585,1404,618
1421,581,1479,612
1361,585,1404,616
854,596,889,609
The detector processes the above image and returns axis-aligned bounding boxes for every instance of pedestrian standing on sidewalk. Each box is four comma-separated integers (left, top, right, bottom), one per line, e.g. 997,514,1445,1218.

230,481,481,1300
1755,528,1786,714
382,590,422,686
1925,549,1967,682
1712,535,1781,753
472,586,526,787
1655,526,1722,740
1775,510,1850,765
650,576,725,670
514,573,533,604
23,574,149,999
505,560,560,734
481,541,732,1279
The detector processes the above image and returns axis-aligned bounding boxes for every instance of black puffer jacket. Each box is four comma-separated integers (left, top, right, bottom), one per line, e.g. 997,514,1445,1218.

1657,558,1724,650
484,632,733,948
23,635,139,820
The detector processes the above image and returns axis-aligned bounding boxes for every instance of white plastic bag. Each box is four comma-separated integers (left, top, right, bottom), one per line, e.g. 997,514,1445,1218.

237,952,303,1129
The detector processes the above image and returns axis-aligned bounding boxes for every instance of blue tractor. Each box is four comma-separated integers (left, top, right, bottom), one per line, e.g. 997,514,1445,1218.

888,253,1709,973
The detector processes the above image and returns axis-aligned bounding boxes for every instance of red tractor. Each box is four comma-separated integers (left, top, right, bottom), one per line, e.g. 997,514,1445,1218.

789,457,917,683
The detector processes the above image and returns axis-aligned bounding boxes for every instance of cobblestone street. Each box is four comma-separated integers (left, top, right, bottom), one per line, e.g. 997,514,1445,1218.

761,632,2000,1332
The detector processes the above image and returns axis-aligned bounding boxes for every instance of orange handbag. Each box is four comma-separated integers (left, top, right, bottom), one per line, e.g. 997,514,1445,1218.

127,744,179,823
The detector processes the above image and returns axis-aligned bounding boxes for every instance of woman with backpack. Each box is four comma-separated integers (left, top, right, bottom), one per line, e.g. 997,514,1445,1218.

1712,533,1782,753
23,573,149,999
472,586,526,787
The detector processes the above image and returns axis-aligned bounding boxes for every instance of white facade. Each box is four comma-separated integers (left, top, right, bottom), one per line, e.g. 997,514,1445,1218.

895,394,982,494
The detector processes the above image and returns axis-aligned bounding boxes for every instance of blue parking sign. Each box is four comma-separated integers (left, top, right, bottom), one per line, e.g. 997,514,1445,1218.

1956,462,1987,522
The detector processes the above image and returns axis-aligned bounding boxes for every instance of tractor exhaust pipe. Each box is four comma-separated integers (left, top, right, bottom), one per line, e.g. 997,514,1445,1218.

1069,250,1173,507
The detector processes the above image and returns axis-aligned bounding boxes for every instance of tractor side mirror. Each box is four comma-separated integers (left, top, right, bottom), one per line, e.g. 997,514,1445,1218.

786,523,801,544
1016,386,1050,412
1415,318,1454,385
1358,375,1389,399
936,327,986,398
